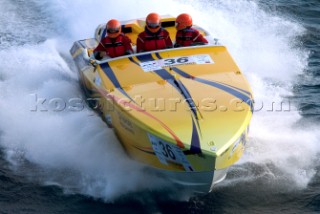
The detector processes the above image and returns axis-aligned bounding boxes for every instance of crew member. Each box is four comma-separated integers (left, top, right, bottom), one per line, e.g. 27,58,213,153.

137,13,173,52
94,19,133,59
174,13,208,47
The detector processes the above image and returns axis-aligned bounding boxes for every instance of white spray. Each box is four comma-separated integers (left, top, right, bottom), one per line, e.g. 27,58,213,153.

0,0,319,201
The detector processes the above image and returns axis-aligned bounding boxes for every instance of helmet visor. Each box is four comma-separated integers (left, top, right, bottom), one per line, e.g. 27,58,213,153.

107,27,120,34
147,22,160,29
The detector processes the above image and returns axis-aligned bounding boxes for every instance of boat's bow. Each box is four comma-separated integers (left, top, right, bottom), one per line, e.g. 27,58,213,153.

71,40,253,191
92,45,253,171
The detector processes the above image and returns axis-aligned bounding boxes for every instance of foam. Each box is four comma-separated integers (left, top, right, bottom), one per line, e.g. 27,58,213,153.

0,0,318,200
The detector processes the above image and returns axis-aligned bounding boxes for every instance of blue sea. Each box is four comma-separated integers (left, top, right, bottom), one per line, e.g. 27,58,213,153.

0,0,319,213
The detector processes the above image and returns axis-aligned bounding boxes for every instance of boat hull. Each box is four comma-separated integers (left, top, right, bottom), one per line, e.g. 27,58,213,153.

159,168,228,193
70,17,253,192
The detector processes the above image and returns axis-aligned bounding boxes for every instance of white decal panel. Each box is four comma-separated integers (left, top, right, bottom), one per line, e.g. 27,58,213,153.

148,133,193,171
192,54,214,64
140,54,214,72
94,76,102,86
140,61,162,72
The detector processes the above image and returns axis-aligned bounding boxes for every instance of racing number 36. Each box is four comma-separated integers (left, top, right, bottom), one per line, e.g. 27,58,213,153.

164,57,189,66
159,141,176,160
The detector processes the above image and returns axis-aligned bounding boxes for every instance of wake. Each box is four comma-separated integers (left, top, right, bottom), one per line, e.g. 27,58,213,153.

0,0,318,201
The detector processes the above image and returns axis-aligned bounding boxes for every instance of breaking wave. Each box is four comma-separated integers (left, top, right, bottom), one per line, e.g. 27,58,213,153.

0,0,318,201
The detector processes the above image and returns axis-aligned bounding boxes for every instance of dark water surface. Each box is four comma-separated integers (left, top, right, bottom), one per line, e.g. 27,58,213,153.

0,0,319,213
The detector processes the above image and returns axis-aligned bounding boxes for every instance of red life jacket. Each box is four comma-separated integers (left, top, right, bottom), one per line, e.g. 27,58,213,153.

175,27,208,47
137,28,173,52
94,33,133,58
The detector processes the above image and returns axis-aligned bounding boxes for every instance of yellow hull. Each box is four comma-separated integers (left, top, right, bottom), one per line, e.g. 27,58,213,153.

70,17,253,192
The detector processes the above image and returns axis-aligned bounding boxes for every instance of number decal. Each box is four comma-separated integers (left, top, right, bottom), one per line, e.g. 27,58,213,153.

177,57,189,64
164,58,175,65
159,141,176,160
148,133,193,171
140,55,214,72
164,57,189,66
159,141,167,157
166,144,176,160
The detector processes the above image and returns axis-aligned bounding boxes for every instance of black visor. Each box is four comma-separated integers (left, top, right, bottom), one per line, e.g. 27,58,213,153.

107,28,120,34
147,23,160,29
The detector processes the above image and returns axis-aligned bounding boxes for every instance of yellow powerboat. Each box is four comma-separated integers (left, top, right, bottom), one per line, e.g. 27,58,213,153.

70,16,253,192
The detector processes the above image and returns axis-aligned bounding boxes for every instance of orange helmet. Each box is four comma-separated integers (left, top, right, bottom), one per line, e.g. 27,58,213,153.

106,19,121,38
176,13,192,30
146,13,161,33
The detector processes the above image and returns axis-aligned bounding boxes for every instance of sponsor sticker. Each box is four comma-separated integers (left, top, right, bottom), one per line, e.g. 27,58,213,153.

140,54,214,72
117,111,134,134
